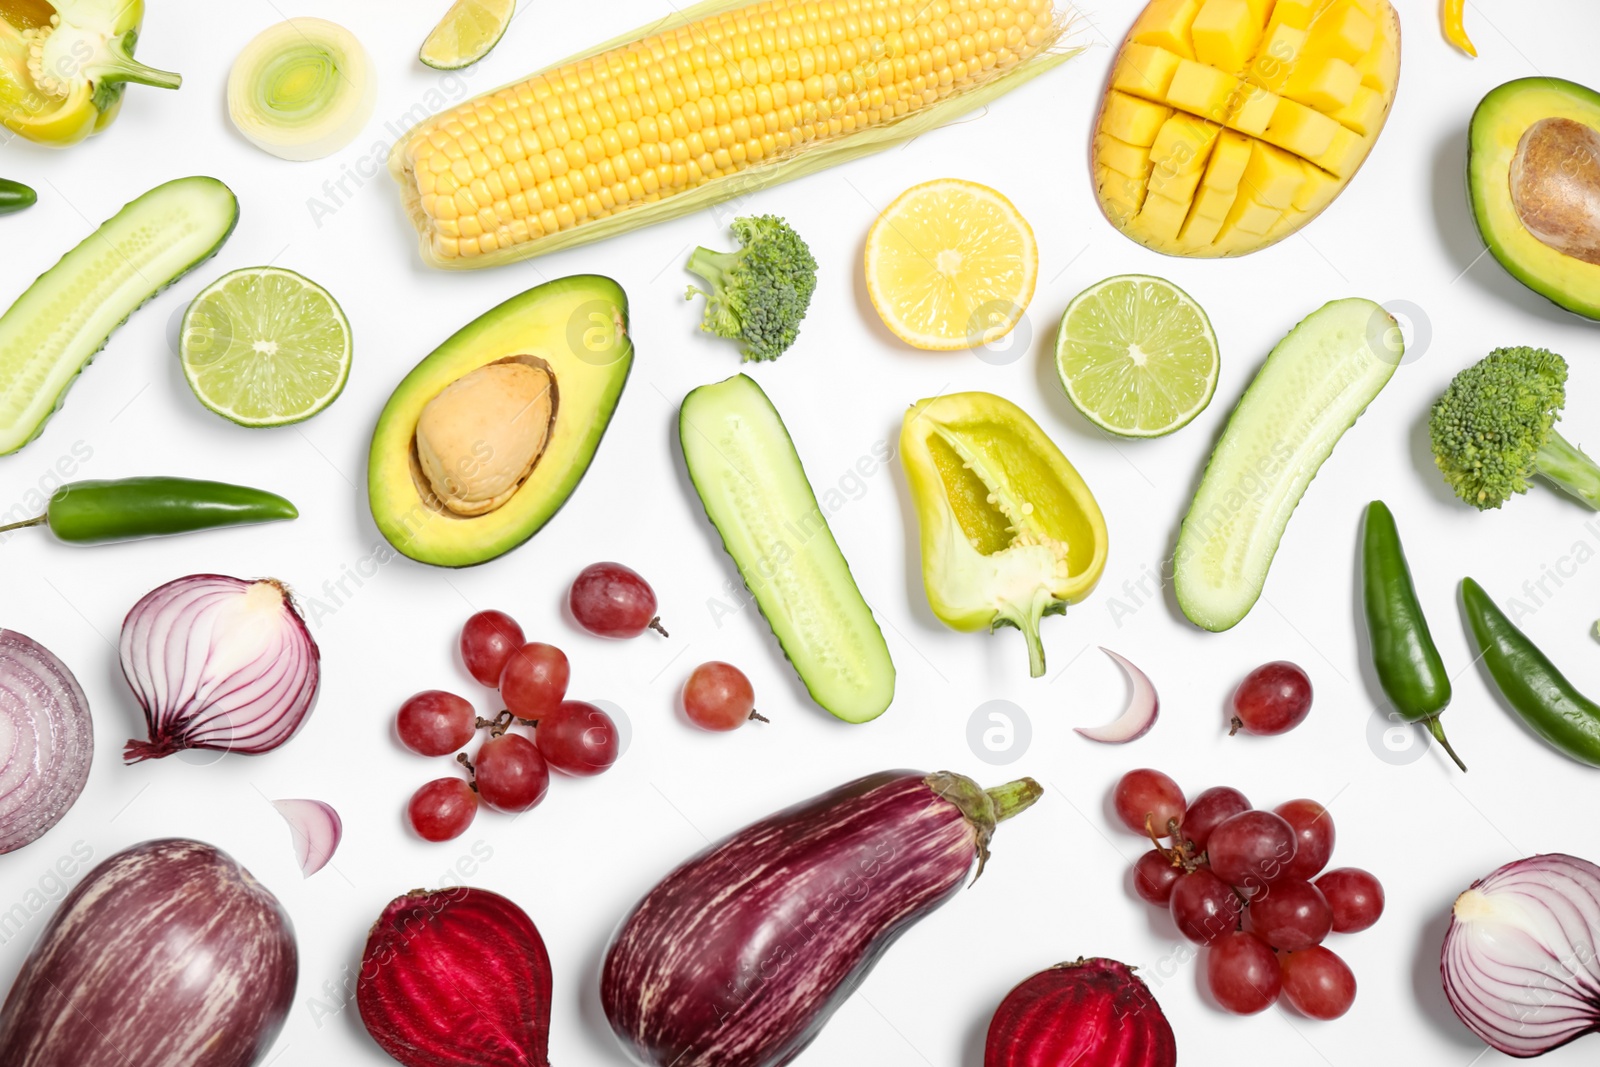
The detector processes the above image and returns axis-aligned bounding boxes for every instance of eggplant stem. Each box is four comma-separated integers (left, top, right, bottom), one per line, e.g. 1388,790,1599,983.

0,512,47,535
986,777,1043,823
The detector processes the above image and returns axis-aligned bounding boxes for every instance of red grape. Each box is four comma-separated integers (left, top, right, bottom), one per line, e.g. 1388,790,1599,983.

473,734,550,812
569,563,667,638
460,610,525,687
682,662,764,731
1134,849,1184,905
396,690,478,757
1275,799,1336,881
1182,786,1251,850
1316,868,1385,933
1207,810,1297,891
1170,868,1243,945
1230,661,1313,736
407,778,478,841
1280,946,1357,1020
1112,769,1186,837
500,642,570,720
537,700,620,776
1207,932,1282,1015
1248,877,1333,951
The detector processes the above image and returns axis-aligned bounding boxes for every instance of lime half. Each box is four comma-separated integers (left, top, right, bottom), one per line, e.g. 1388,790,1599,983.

1054,274,1219,438
181,267,352,428
420,0,515,70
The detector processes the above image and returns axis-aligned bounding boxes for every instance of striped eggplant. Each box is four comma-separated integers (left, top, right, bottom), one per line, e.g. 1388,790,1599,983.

601,769,1042,1067
0,838,297,1067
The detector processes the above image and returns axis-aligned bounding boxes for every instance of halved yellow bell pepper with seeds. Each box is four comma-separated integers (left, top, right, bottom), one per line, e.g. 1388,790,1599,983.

900,393,1107,678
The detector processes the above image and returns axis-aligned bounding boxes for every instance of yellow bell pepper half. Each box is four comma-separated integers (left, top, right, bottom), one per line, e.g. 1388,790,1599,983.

900,392,1108,678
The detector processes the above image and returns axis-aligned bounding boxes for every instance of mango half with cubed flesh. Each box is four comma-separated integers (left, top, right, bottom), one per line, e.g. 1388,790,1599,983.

1094,0,1400,257
1469,78,1600,321
368,275,632,567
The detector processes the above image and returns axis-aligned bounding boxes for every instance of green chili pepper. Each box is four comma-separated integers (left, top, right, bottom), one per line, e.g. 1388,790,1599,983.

1461,576,1600,768
0,477,296,544
0,178,35,215
1361,501,1466,770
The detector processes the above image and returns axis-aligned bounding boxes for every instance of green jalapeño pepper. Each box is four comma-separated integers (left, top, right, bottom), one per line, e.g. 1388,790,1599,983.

901,392,1108,678
1361,501,1466,770
0,0,180,147
1461,577,1600,768
0,477,296,544
0,177,34,214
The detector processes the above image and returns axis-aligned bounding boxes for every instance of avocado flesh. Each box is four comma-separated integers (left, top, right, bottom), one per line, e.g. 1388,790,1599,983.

367,275,633,567
1469,77,1600,320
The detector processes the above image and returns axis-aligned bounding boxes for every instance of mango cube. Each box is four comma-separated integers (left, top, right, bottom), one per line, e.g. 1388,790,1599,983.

1179,208,1228,248
1291,160,1341,211
1241,142,1306,207
1166,60,1244,120
1312,125,1365,177
1228,85,1280,135
1095,134,1154,179
1191,182,1239,219
1190,0,1261,73
1284,56,1360,112
1355,18,1398,95
1149,114,1220,173
1149,160,1208,202
1101,91,1173,146
1262,97,1340,158
1136,192,1191,241
1222,195,1282,236
1131,0,1202,58
1112,44,1185,101
1247,24,1306,93
1332,85,1386,135
1204,131,1254,190
1306,0,1376,64
1097,168,1148,223
1267,0,1317,29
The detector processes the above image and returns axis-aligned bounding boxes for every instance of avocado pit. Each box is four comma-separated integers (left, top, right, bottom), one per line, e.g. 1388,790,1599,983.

1510,117,1600,266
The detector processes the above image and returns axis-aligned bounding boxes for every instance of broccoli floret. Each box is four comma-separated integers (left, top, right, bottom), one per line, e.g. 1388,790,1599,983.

1429,346,1600,510
685,215,817,362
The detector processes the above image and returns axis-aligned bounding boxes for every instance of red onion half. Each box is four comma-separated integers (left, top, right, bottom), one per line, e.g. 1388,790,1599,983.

1442,853,1600,1057
120,574,320,762
0,631,92,854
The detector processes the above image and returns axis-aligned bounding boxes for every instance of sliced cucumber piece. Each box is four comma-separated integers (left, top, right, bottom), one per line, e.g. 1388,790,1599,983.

0,176,239,455
680,373,895,723
1175,298,1402,632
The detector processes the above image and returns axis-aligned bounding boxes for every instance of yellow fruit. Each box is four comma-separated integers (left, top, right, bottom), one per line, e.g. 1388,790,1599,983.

1093,0,1400,257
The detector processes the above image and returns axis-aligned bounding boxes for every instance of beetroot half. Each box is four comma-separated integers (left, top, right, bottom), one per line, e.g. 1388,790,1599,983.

985,958,1177,1067
357,887,552,1067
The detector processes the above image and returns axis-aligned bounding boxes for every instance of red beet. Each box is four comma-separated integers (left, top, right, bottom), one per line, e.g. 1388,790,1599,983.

358,888,552,1067
985,958,1177,1066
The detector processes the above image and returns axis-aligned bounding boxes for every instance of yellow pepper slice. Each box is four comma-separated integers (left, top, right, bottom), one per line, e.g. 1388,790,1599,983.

1442,0,1477,57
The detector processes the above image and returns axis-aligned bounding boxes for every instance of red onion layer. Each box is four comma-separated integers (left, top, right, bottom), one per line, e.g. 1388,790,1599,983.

120,574,320,761
273,798,341,877
1075,648,1159,744
0,631,92,855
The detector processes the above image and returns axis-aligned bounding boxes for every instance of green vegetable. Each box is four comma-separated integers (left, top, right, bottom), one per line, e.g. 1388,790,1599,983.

0,478,297,545
685,215,818,362
1461,577,1600,767
1361,501,1465,770
226,17,376,162
0,178,35,215
1430,346,1600,511
680,373,894,723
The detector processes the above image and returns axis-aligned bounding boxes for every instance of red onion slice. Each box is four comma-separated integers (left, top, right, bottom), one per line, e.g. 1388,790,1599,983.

1442,853,1600,1057
273,799,341,877
120,574,320,762
1074,648,1159,744
0,631,92,855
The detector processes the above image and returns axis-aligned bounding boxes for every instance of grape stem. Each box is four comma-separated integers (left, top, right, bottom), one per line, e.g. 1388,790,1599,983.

749,709,770,723
1227,716,1245,736
649,616,670,637
455,752,479,792
1144,813,1200,872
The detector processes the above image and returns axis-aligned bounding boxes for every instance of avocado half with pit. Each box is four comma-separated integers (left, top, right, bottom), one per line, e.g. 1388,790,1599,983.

368,275,632,567
1469,78,1600,320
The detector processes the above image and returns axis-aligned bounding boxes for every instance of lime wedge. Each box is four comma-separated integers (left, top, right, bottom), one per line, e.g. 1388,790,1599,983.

181,267,352,428
1054,274,1219,438
420,0,515,71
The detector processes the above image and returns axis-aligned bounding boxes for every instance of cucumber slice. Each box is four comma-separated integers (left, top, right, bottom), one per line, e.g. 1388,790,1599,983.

1175,298,1402,632
680,374,895,723
0,177,239,455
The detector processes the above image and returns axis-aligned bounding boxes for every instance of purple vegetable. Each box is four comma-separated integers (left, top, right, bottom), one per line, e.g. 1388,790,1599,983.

0,630,92,854
601,769,1041,1067
0,838,297,1066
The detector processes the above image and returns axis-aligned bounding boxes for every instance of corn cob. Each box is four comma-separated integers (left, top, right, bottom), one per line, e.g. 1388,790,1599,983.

389,0,1076,269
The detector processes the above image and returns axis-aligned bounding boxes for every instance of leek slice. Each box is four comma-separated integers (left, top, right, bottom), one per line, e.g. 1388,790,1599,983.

227,18,375,162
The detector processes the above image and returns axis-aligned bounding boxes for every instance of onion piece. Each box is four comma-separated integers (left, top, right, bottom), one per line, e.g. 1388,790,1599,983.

0,631,92,855
120,574,321,762
1442,853,1600,1057
1074,647,1159,744
227,18,376,161
273,798,341,877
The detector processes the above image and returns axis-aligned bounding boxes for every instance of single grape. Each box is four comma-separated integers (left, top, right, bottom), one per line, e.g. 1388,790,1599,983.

460,610,525,687
537,700,620,776
1248,877,1333,951
1230,661,1313,736
1207,810,1298,891
1316,868,1385,933
1207,931,1282,1015
1170,868,1243,945
472,734,550,812
1182,786,1252,850
500,642,570,720
682,662,765,731
570,562,667,638
1134,849,1184,905
1112,769,1186,837
1280,946,1357,1020
396,690,478,757
1275,799,1336,881
407,778,478,842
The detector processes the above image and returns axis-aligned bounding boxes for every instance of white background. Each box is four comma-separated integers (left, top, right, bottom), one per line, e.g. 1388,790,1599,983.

0,0,1597,1064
